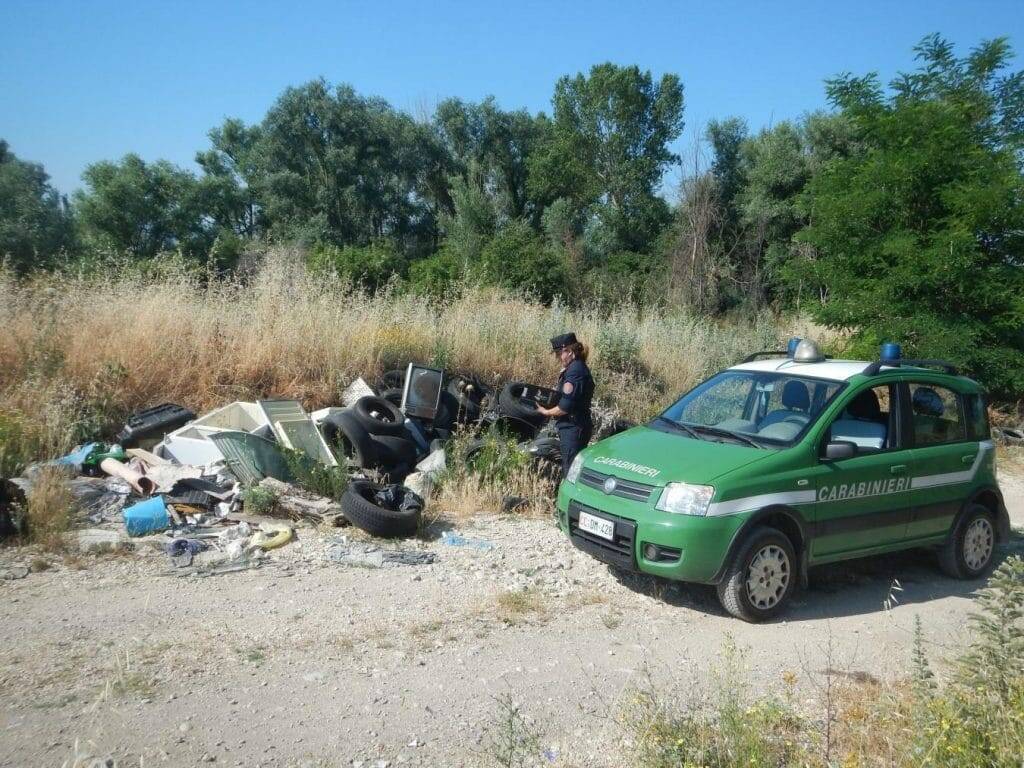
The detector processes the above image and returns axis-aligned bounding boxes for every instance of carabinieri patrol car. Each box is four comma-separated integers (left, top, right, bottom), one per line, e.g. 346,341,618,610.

557,340,1009,621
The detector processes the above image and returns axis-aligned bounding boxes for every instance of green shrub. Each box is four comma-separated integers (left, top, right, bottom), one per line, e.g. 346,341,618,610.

407,246,466,300
475,222,570,303
281,449,348,502
595,325,643,375
242,484,279,516
441,430,531,488
307,241,404,292
0,410,44,478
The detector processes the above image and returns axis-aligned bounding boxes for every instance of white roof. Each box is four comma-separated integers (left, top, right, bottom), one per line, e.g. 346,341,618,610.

729,358,873,382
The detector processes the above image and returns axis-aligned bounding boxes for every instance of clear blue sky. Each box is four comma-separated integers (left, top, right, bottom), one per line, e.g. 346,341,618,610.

3,0,1022,195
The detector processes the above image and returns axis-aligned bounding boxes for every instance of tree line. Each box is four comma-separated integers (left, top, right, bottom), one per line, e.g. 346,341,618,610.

2,35,1023,396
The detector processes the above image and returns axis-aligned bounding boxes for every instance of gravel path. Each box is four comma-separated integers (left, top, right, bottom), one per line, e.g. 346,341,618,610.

3,473,1023,768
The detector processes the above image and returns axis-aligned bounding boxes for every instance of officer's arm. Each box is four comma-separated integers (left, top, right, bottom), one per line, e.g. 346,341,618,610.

538,370,581,417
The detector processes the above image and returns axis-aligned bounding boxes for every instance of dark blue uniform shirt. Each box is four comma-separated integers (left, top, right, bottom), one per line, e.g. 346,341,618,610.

555,359,594,428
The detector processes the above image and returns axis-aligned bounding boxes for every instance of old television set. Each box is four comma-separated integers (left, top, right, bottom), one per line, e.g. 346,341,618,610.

400,364,444,421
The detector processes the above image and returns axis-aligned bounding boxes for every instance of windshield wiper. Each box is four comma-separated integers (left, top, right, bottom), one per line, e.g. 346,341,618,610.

653,416,699,440
691,424,764,449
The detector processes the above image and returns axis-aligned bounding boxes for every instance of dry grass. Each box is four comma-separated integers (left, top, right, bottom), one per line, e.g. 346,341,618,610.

0,249,823,467
434,462,557,519
25,466,76,551
495,588,547,626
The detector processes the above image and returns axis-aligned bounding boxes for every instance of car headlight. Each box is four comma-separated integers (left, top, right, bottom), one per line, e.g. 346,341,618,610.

565,454,584,483
655,483,715,516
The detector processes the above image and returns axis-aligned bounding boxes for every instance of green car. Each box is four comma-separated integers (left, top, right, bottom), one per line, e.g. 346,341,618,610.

557,341,1010,621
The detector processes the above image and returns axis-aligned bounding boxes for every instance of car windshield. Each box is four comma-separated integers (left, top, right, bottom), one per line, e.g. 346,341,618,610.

656,370,846,448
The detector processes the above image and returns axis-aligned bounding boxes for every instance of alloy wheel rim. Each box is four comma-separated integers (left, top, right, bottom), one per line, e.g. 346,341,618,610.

745,544,790,610
963,518,993,571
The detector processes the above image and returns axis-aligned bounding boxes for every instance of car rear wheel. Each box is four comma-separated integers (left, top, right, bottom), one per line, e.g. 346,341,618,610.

717,527,797,622
938,503,996,579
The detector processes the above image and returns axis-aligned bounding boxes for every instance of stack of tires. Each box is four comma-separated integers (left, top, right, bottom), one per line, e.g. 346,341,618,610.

321,396,419,480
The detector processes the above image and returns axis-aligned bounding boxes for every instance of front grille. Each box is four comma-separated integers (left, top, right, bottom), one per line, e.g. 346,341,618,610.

579,468,656,502
568,501,637,570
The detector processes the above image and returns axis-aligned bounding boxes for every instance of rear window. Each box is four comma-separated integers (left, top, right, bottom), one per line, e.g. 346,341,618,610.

963,393,990,440
908,382,967,445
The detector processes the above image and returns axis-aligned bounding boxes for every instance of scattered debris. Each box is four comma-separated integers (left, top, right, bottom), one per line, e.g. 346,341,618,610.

501,495,530,513
255,478,346,526
441,532,495,551
326,540,437,568
117,402,195,448
1,565,29,580
0,478,28,539
123,496,170,537
249,522,293,550
342,377,376,406
165,538,208,567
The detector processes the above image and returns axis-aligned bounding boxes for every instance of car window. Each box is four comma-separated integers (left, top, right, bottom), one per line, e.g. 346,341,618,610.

677,374,753,426
908,382,966,445
963,393,990,440
660,371,844,447
827,384,894,453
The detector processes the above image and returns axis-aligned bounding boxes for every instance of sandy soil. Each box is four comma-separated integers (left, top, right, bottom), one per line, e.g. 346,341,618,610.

2,472,1023,768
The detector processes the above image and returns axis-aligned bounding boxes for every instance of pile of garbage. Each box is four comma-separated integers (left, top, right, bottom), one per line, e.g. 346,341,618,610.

0,364,636,563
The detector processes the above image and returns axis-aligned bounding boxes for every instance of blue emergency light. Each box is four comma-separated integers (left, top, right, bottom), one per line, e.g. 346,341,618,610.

881,342,902,362
786,337,802,358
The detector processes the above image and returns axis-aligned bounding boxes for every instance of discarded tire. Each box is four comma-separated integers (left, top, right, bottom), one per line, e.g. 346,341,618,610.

371,435,419,469
489,414,541,441
323,411,377,468
463,438,487,466
341,480,420,538
447,374,490,422
498,382,548,426
352,396,407,437
380,388,404,408
433,391,459,431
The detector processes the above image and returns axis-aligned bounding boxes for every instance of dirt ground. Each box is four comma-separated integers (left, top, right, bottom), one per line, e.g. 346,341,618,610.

3,471,1023,768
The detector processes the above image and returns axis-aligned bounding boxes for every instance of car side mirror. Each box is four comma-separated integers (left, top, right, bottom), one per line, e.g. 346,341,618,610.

822,440,857,461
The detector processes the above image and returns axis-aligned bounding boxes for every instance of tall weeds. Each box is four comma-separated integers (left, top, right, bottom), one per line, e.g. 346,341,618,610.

0,249,821,464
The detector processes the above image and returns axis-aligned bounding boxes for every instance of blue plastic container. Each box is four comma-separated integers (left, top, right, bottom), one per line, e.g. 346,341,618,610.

123,496,169,537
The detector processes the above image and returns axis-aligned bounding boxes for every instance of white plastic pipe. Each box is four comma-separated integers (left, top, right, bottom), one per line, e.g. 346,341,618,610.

100,458,155,496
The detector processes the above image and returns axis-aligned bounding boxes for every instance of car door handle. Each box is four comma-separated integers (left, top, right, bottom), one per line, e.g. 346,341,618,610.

890,464,908,474
961,454,976,465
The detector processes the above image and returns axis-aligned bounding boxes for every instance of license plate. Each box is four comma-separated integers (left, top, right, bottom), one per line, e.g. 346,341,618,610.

578,511,615,541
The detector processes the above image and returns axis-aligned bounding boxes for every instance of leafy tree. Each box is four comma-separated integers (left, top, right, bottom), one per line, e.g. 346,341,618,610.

699,113,857,309
0,140,76,271
435,97,551,225
247,80,440,252
75,154,213,259
529,63,684,253
706,117,748,225
441,165,498,264
789,36,1024,397
195,117,264,238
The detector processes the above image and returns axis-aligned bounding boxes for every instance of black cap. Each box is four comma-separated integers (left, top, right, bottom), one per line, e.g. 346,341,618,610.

550,332,578,351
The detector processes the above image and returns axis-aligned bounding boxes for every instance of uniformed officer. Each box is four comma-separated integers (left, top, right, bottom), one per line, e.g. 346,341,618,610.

536,332,595,476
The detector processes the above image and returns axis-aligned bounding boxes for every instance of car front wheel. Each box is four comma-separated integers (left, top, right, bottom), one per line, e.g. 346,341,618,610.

717,527,797,622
